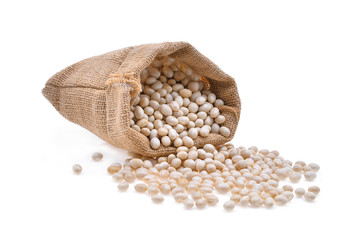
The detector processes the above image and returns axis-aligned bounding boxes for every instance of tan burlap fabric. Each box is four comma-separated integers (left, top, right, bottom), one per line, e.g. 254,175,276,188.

42,42,241,157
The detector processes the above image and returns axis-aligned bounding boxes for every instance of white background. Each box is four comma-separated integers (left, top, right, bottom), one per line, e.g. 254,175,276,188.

1,0,359,239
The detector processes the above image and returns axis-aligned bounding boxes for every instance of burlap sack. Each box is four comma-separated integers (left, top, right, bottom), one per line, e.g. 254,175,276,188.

42,41,241,157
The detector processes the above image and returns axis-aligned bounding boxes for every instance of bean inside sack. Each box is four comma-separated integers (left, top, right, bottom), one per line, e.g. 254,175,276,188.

130,56,230,150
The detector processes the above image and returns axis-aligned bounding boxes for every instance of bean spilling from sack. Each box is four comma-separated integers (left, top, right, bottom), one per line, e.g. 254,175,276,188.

105,144,320,210
74,56,320,210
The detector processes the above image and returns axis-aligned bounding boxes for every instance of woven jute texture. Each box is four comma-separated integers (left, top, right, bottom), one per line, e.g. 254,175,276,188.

42,42,241,157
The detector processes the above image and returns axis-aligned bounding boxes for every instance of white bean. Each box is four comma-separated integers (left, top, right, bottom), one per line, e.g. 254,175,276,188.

304,171,317,181
160,104,172,116
134,183,148,193
264,197,275,208
308,186,320,195
73,164,82,174
219,126,230,137
150,138,161,149
117,182,129,192
183,199,194,209
223,200,236,211
304,192,316,201
151,195,164,204
295,187,305,197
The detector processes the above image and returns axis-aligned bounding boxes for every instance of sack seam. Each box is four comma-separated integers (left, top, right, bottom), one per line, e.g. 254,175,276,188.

45,83,107,91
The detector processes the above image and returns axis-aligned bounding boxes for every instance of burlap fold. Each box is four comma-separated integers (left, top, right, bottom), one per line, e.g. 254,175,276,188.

42,42,241,157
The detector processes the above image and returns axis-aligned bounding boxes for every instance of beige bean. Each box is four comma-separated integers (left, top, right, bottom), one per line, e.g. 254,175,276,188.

220,126,230,137
117,182,129,192
150,138,161,149
161,136,171,146
215,115,225,124
304,192,316,201
308,186,320,195
195,199,207,209
295,187,305,197
199,126,210,137
151,195,164,204
183,199,194,209
129,158,143,169
160,104,172,116
73,164,82,174
134,183,148,193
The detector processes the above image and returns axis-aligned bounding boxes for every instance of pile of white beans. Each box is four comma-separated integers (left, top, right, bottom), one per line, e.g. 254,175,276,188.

108,144,320,210
130,56,230,149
